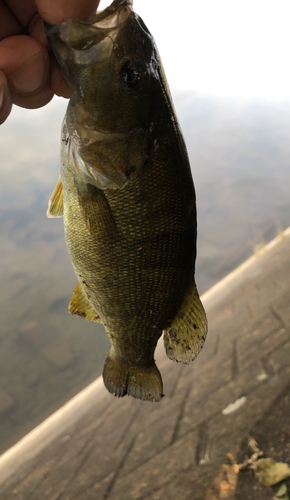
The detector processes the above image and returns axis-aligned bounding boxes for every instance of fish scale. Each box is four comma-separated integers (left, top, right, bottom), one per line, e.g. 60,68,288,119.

46,0,207,402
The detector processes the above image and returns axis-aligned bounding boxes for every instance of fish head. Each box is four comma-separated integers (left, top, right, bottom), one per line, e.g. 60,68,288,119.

45,0,167,189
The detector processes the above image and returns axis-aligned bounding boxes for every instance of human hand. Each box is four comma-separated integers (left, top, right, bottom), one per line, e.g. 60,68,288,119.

0,0,100,124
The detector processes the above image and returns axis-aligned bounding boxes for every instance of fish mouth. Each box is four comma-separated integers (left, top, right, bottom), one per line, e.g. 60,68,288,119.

45,0,132,48
44,0,133,84
88,0,133,30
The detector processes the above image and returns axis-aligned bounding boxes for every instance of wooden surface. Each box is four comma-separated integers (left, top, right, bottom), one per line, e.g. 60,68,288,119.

0,230,290,500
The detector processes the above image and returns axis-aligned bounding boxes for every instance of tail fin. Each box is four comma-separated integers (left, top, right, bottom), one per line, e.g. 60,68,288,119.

163,279,207,364
103,351,163,402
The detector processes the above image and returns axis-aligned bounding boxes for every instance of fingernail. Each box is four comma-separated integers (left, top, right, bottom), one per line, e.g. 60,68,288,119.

9,52,47,94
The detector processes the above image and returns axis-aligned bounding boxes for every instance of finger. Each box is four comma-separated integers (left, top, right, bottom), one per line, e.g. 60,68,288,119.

0,35,53,109
10,56,54,109
35,0,100,24
0,1,24,40
3,0,37,30
0,71,13,124
50,55,71,98
0,2,48,49
28,13,48,48
3,2,49,49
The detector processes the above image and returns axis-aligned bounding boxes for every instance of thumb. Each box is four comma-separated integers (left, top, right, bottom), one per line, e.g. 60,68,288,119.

35,0,101,24
0,35,53,109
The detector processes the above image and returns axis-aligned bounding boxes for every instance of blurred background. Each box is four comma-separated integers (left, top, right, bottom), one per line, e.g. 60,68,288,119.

0,0,290,454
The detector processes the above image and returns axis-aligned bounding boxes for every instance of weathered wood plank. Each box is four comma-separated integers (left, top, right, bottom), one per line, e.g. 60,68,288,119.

0,228,290,500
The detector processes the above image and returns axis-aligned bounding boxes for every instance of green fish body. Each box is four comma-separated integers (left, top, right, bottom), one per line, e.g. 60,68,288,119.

45,0,207,402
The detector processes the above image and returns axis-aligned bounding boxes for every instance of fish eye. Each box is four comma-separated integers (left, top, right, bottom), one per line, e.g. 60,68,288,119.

121,60,143,89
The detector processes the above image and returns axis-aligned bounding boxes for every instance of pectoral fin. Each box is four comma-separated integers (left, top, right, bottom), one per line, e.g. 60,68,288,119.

69,283,101,323
47,176,64,218
163,280,207,363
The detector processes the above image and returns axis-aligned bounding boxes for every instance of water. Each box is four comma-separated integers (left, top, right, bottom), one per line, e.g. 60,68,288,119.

0,94,290,454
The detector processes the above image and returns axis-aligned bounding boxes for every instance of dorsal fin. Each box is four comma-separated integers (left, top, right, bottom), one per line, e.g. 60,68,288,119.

69,283,101,323
47,176,64,218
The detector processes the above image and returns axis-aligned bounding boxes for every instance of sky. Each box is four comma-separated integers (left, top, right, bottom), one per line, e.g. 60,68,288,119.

99,0,290,100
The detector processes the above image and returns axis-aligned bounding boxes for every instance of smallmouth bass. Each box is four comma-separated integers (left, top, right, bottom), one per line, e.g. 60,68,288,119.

45,0,207,402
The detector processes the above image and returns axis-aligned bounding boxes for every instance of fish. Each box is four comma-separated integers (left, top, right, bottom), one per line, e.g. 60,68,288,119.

45,0,207,402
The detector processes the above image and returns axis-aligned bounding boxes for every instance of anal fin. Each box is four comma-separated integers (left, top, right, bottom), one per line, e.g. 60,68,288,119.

69,283,101,323
163,280,207,363
47,176,64,218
